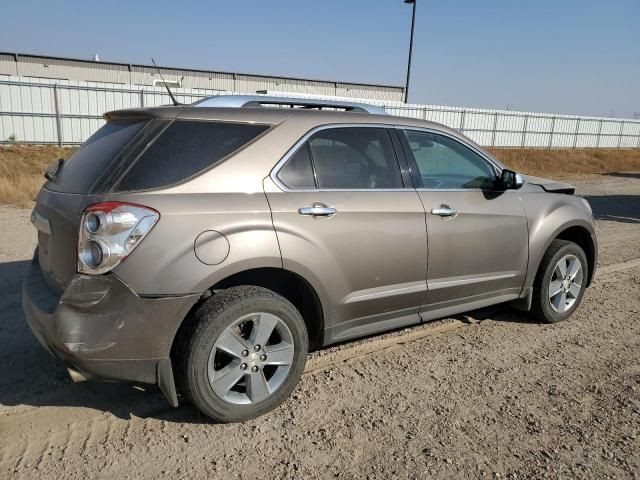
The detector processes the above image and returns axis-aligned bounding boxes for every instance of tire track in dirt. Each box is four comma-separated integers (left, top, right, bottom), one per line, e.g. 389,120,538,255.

1,255,639,474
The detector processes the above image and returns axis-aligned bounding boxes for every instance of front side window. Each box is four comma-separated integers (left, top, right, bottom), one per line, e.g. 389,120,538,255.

402,130,496,189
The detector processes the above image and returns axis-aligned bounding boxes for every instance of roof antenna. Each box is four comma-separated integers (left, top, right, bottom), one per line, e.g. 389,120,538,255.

151,58,180,106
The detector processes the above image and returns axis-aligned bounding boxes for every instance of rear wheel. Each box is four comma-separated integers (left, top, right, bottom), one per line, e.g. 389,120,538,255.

531,239,588,323
175,286,308,422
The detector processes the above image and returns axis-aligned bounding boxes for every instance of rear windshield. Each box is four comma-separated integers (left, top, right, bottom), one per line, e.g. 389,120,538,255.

46,120,148,194
115,120,270,191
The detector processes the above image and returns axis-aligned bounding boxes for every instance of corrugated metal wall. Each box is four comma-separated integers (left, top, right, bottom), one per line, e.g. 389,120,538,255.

0,52,403,102
1,77,639,147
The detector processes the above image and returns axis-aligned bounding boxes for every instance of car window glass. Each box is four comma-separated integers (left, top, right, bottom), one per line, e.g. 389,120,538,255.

403,130,496,189
46,120,149,194
308,128,403,189
277,144,316,189
116,121,269,191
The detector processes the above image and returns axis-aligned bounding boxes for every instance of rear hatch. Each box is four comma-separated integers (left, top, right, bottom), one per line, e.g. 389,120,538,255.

33,116,164,295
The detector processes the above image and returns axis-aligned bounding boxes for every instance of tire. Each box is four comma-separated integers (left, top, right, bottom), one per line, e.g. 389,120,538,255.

175,286,308,422
531,239,588,323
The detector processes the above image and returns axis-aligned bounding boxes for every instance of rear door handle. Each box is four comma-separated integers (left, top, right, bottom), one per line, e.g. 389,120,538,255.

298,203,337,217
430,205,457,217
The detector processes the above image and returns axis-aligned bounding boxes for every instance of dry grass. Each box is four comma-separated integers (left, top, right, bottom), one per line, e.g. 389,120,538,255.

0,145,76,207
1,145,639,207
488,148,640,178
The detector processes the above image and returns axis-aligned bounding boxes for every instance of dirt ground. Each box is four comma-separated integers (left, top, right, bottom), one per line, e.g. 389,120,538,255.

0,174,639,479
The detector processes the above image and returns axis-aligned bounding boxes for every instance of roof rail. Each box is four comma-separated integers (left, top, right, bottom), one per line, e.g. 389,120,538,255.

192,95,386,114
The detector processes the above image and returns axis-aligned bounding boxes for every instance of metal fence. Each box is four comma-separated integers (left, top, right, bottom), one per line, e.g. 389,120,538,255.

383,105,640,149
1,77,639,148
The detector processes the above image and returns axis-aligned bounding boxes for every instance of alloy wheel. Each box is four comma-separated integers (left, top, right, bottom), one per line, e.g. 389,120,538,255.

207,312,295,405
548,254,583,313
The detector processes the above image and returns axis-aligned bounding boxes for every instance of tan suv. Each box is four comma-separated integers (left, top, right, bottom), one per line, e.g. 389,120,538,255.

23,96,597,422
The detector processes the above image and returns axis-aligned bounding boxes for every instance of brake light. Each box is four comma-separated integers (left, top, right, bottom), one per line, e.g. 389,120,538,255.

78,202,159,274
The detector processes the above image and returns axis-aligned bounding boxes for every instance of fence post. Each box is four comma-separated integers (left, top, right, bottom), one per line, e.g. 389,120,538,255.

491,112,498,147
459,109,466,134
53,83,63,147
521,114,529,147
616,121,625,148
422,107,427,120
139,88,145,107
596,119,603,148
548,116,556,149
573,118,581,148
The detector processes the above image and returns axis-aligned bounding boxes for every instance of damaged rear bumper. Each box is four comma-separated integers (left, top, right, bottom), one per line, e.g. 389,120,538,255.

22,254,199,406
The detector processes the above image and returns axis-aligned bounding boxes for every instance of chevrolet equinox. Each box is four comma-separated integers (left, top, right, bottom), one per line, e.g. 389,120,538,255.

23,96,598,422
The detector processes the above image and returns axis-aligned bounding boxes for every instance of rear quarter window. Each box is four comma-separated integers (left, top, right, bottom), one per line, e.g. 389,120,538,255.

115,120,269,191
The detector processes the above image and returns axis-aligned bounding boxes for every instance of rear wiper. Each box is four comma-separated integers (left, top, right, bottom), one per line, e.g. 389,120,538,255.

44,158,65,182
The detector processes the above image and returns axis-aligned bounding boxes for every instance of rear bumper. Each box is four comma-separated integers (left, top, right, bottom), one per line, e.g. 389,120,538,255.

22,254,199,405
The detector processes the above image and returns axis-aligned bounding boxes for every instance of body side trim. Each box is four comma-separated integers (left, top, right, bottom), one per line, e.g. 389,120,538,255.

324,306,421,344
427,271,518,290
342,281,427,304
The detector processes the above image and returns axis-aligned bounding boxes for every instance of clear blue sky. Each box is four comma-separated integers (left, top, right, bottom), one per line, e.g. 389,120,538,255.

1,0,638,118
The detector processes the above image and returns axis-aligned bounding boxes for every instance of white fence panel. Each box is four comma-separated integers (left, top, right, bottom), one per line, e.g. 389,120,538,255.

0,77,639,148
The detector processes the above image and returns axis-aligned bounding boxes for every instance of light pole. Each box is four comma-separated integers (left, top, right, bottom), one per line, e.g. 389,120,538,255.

404,0,416,103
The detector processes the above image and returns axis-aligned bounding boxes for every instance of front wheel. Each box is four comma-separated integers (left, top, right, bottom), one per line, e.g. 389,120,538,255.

175,286,308,422
531,239,588,323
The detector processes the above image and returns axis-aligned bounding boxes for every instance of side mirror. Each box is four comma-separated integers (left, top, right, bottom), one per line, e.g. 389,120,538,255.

499,169,524,190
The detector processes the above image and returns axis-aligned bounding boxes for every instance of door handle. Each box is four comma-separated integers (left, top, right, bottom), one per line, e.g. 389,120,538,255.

431,205,457,217
298,203,337,217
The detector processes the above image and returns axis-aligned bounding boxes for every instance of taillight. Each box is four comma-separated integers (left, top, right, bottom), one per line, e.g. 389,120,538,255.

78,202,159,274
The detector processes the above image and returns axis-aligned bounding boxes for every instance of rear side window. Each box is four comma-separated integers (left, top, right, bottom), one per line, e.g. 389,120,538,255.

116,121,269,191
46,120,148,194
308,127,403,189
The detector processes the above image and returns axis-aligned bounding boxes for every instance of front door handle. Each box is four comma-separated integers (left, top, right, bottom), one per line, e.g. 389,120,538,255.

298,203,337,217
431,205,457,217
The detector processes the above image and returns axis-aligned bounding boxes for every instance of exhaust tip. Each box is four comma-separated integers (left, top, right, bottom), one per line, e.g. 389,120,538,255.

67,367,88,383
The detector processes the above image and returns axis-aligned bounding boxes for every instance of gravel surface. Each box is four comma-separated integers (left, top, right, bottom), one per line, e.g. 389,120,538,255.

1,174,639,479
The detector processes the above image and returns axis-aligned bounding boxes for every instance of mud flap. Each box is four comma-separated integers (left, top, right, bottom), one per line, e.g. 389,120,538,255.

157,358,179,407
510,287,533,311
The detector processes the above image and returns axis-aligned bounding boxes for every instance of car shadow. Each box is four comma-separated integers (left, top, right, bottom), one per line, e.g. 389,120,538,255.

0,259,198,423
584,194,640,224
604,172,640,180
453,305,535,325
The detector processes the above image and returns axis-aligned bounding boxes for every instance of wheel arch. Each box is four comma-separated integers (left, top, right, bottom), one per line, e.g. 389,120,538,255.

172,267,325,357
554,225,596,287
531,222,597,289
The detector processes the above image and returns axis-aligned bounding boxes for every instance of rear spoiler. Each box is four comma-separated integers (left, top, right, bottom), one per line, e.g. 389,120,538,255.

103,107,183,122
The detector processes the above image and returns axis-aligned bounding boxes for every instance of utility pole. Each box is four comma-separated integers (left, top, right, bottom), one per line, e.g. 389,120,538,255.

404,0,416,103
